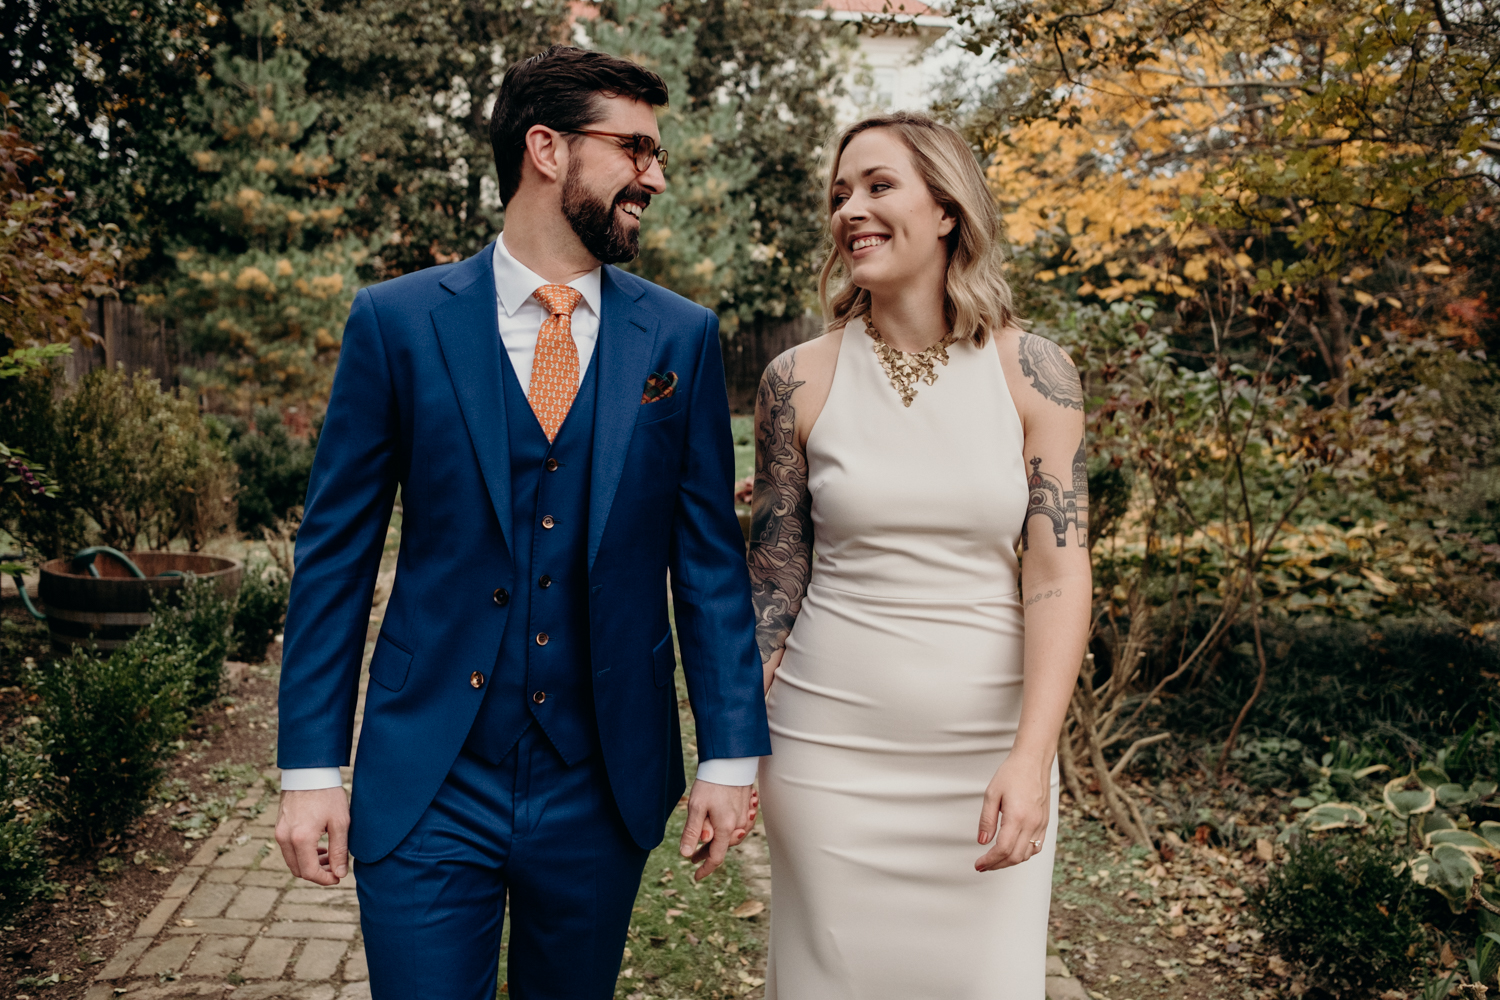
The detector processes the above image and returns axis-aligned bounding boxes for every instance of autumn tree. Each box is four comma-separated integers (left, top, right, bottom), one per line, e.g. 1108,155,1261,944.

944,0,1500,387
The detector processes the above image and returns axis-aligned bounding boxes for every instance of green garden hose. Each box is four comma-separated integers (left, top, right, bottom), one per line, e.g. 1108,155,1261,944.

71,546,149,579
8,572,45,620
3,548,193,622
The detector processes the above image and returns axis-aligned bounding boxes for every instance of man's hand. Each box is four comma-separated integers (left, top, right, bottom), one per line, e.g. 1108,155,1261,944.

275,787,351,885
678,780,755,881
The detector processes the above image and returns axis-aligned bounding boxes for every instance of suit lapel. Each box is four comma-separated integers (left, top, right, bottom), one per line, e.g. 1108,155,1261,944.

589,266,658,569
431,244,515,557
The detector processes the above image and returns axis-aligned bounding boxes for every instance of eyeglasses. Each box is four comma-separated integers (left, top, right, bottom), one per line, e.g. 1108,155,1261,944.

561,129,669,173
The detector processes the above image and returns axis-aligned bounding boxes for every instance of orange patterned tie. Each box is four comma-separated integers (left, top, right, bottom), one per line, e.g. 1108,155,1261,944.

528,284,584,442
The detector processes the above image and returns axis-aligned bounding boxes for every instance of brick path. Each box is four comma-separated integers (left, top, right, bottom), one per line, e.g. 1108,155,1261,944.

84,774,367,1000
85,779,369,995
83,585,380,1000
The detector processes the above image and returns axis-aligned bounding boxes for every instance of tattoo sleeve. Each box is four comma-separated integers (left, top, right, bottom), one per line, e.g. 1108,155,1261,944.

1018,334,1084,410
748,350,813,664
1021,436,1090,550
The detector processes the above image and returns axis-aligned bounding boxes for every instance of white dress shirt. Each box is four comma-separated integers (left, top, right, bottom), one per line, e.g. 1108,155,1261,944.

281,234,758,791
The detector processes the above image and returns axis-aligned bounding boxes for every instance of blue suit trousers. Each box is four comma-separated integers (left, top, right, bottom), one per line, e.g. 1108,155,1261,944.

356,725,650,999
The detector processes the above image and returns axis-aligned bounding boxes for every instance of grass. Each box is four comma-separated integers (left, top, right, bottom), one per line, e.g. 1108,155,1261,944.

730,415,753,485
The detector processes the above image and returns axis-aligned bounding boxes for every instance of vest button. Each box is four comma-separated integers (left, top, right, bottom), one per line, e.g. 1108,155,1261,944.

470,671,485,689
539,575,552,588
541,515,555,529
492,588,509,606
532,690,547,704
536,632,549,646
545,458,559,472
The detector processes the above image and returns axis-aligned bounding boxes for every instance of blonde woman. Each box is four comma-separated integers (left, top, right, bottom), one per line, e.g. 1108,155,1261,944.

750,112,1092,997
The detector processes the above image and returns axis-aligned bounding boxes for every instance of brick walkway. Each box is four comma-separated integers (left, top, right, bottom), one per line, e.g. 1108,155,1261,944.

84,775,366,1000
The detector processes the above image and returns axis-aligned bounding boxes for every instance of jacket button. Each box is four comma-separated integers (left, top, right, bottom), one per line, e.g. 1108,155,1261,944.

470,671,485,688
539,575,551,589
492,588,509,606
536,632,549,646
541,515,555,529
532,690,547,704
545,458,559,472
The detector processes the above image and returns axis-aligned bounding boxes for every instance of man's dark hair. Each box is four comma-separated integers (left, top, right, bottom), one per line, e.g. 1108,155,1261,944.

490,45,669,206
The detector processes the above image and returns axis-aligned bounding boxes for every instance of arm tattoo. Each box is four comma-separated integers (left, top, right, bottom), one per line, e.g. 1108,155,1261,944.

748,350,813,664
1021,437,1089,550
1018,334,1084,410
1024,588,1063,610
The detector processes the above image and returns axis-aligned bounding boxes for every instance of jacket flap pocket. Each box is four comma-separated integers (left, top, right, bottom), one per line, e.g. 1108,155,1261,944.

368,632,414,692
652,631,676,688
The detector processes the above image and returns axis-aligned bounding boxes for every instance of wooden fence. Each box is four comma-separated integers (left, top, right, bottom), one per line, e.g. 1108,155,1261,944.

66,300,187,389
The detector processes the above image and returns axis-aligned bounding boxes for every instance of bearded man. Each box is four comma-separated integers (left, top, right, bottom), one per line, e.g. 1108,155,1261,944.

273,45,769,1000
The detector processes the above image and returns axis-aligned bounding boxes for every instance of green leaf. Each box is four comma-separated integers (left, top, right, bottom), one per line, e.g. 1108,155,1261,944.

1417,765,1451,789
1288,796,1317,810
1385,773,1437,818
1425,829,1498,856
1411,845,1482,911
1423,813,1457,836
1471,780,1499,800
1303,802,1368,831
1436,783,1477,807
1479,821,1500,849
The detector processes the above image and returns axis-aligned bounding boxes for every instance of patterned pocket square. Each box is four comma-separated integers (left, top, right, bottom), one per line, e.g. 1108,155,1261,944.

642,371,678,404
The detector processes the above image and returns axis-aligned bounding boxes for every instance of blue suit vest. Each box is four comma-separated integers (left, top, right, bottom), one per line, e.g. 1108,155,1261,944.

464,348,599,766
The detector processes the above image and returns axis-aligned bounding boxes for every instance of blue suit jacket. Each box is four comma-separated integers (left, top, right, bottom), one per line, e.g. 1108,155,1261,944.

277,243,771,861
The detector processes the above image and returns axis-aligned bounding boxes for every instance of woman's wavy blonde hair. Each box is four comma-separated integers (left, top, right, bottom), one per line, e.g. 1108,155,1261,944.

818,112,1014,345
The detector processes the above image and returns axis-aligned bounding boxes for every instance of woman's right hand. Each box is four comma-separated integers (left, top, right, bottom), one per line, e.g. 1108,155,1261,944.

763,647,785,695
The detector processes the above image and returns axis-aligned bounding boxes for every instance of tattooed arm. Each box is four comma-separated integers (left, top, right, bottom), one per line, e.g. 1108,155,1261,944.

977,330,1095,871
748,347,814,692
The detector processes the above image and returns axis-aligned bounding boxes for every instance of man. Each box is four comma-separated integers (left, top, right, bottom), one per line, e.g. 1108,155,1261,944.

274,46,769,999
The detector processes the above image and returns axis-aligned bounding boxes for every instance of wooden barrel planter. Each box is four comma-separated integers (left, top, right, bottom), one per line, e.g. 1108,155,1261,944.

38,552,243,652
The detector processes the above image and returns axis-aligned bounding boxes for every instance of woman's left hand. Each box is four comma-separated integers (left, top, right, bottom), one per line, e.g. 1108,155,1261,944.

974,752,1051,872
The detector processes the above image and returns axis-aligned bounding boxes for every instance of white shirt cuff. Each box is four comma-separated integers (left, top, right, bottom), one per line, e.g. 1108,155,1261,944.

280,767,345,791
694,756,760,786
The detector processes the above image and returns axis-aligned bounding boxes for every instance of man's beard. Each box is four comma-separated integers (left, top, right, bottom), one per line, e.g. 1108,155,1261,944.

560,157,650,265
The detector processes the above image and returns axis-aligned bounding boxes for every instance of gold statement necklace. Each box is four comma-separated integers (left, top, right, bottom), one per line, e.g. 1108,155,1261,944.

864,317,959,407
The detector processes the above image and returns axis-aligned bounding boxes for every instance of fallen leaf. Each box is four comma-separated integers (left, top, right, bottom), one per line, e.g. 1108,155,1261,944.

175,918,196,927
662,888,678,898
1440,941,1456,968
1268,955,1290,977
731,899,765,919
1168,924,1187,938
665,908,683,918
1255,838,1274,862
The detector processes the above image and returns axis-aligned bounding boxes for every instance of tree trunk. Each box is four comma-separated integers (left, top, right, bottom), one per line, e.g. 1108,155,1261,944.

1320,278,1352,406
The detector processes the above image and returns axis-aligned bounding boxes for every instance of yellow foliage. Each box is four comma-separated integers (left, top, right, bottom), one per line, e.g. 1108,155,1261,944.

275,259,293,277
235,267,273,291
255,157,278,173
307,273,345,299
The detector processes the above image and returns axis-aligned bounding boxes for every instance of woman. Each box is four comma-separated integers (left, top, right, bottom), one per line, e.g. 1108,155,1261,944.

750,112,1092,998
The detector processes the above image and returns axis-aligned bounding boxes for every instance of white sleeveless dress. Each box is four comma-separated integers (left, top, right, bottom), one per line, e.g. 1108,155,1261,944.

759,318,1059,999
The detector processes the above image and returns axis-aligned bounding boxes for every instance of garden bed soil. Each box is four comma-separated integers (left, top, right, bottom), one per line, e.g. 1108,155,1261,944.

0,593,280,999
